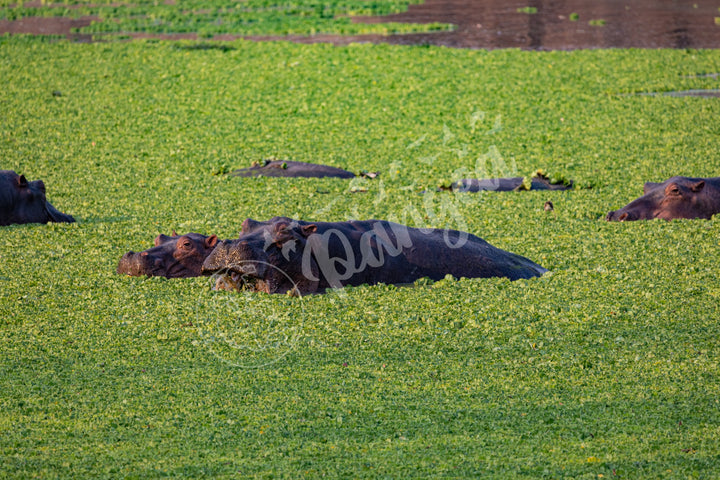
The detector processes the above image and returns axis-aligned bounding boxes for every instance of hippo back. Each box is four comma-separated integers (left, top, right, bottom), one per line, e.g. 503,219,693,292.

231,161,355,179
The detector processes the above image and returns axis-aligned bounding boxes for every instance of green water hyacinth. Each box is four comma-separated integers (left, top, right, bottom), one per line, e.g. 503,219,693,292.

1,36,720,478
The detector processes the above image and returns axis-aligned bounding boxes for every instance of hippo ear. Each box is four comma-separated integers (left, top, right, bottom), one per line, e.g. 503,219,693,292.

691,180,705,192
205,235,218,248
172,230,178,237
154,234,171,246
242,218,261,234
300,224,317,237
643,182,661,194
17,175,28,188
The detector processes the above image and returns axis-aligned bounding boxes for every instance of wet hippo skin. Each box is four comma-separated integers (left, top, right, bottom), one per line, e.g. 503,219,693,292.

117,232,219,278
231,160,356,179
607,176,720,221
0,170,75,226
202,216,548,294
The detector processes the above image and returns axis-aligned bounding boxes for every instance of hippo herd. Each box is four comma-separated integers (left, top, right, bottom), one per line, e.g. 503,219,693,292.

3,165,720,294
117,216,549,292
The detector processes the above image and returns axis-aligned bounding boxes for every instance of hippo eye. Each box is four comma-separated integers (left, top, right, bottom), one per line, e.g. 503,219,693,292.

667,186,681,196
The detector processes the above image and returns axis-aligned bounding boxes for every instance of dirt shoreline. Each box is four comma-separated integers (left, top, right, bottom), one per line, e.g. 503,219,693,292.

2,0,720,50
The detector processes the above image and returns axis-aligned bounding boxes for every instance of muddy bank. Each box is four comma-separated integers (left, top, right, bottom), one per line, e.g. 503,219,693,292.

0,15,97,42
2,0,720,50
359,0,720,50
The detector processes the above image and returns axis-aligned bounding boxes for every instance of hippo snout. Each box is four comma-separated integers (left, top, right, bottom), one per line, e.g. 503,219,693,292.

201,241,231,275
201,239,261,277
117,252,136,275
117,251,149,276
200,263,217,275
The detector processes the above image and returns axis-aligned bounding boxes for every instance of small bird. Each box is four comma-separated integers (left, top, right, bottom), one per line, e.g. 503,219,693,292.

544,200,554,212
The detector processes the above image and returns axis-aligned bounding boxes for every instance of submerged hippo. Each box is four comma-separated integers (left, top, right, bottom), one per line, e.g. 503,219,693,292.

202,217,548,295
452,173,572,192
232,160,357,179
0,170,75,226
117,232,219,278
606,176,720,221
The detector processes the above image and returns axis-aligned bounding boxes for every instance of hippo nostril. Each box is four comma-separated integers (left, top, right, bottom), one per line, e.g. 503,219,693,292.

606,211,615,221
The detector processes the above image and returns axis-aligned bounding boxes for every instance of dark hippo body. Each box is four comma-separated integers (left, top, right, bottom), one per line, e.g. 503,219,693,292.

117,232,219,278
0,170,75,226
231,160,356,179
452,174,572,192
202,217,548,295
606,176,720,221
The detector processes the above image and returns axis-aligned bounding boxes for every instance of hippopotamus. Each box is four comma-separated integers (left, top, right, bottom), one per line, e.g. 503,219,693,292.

606,176,720,221
201,217,548,295
0,170,75,226
451,173,572,192
117,232,219,278
232,160,357,179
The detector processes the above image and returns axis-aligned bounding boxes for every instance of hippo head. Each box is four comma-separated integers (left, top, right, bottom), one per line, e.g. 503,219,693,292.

117,232,219,278
606,176,720,221
202,218,320,294
0,170,75,226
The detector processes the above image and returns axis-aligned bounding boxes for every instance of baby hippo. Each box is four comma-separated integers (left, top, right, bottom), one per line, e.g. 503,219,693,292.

117,232,218,278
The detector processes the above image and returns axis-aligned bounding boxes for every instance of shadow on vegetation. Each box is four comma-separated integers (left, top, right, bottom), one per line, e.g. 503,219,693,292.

640,89,720,98
172,43,236,52
80,216,136,224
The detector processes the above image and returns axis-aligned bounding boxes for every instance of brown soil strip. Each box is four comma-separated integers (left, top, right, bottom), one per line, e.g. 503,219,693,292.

1,0,720,50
